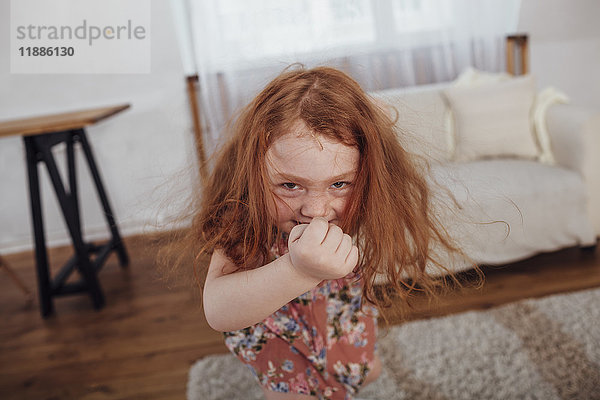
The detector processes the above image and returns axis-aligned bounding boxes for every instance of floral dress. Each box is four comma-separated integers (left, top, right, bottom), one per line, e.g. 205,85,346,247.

223,234,379,400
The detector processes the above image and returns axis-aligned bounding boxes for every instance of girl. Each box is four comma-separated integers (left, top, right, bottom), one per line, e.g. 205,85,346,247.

192,66,464,399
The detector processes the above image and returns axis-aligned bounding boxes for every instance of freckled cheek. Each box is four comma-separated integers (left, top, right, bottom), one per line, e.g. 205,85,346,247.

333,197,350,218
270,196,298,222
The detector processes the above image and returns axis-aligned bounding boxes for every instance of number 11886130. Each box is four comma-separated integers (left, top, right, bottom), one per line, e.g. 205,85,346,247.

18,47,75,56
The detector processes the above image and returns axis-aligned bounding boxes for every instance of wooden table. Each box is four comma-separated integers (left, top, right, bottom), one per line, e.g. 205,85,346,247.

0,105,131,317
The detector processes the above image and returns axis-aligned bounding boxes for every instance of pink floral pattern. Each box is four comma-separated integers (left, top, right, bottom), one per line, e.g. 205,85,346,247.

223,237,378,399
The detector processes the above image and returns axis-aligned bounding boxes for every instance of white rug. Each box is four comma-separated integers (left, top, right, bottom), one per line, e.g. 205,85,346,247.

188,288,600,400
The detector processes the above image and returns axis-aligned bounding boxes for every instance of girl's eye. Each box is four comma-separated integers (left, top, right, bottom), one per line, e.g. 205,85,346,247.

282,183,299,190
332,181,350,189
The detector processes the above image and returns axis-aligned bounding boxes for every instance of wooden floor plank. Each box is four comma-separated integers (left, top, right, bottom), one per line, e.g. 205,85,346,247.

0,234,598,399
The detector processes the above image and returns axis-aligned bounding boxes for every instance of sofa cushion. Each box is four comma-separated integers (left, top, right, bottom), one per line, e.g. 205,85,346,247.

370,83,451,163
442,76,539,162
446,68,566,165
429,159,596,272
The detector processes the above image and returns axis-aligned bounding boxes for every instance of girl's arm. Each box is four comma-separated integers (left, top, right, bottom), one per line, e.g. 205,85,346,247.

203,250,320,332
202,217,358,332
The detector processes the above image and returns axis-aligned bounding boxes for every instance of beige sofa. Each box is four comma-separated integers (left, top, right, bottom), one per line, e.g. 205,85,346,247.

370,71,599,273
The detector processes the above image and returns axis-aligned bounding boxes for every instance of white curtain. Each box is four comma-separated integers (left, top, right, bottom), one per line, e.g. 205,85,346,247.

171,0,521,150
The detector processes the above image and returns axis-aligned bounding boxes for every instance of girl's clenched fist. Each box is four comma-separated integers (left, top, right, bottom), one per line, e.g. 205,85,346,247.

287,217,358,281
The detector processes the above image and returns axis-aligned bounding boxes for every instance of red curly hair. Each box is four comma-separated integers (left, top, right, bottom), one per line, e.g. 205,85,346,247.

172,65,471,321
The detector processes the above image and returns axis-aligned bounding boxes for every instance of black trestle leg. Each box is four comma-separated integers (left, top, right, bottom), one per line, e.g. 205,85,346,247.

40,134,105,310
22,128,128,317
24,137,54,317
77,130,129,268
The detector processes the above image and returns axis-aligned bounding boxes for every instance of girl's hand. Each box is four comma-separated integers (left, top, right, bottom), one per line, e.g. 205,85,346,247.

287,217,358,281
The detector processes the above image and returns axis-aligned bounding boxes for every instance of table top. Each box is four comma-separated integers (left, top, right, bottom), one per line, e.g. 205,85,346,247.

0,104,130,138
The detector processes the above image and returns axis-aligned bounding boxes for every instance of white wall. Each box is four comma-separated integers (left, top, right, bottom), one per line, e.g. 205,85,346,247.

518,0,600,109
0,0,196,253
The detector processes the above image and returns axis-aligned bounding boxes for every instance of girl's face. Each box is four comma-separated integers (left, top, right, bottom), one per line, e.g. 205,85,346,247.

266,124,359,234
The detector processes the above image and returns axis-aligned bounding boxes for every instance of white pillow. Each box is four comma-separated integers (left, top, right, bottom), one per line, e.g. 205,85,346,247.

371,88,451,163
448,68,567,164
452,66,512,86
443,75,539,162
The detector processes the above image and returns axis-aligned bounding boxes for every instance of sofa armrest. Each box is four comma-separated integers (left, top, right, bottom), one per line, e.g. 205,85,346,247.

546,103,600,236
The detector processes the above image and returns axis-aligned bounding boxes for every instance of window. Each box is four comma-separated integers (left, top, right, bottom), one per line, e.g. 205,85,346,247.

392,0,451,33
192,0,456,69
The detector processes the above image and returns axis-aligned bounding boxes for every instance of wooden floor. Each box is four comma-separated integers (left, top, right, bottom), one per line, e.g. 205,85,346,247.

1,235,599,400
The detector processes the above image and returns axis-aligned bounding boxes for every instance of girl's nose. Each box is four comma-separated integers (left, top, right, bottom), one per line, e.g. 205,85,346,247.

300,193,330,219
